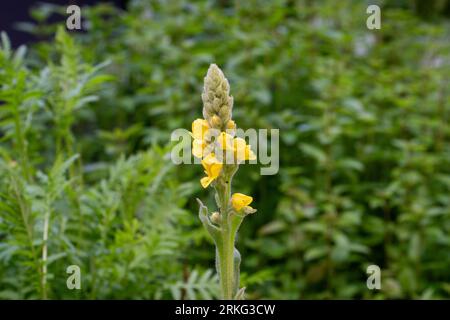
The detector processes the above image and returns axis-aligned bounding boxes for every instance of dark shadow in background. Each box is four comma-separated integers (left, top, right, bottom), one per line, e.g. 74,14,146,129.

0,0,127,47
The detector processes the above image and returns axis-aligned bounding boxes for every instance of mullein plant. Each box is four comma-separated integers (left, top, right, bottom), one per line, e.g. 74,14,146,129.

191,64,257,300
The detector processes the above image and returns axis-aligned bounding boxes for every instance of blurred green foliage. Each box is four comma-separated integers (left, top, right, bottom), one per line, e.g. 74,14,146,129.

0,0,449,299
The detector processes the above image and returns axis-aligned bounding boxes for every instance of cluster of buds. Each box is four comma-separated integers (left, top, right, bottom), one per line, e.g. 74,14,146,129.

202,63,233,131
191,64,257,299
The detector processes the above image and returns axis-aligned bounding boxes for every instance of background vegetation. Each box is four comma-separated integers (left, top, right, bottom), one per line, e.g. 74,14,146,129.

0,0,449,299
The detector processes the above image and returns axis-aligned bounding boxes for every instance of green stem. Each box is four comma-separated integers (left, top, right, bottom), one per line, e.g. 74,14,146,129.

41,203,51,300
12,100,31,181
216,175,239,299
218,225,236,299
11,174,42,295
198,165,242,300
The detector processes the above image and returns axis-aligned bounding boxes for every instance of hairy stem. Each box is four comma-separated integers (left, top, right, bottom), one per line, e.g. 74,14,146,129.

216,175,239,299
218,223,236,299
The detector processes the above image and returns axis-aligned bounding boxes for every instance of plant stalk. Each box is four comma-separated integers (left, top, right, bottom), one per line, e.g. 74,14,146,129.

41,206,51,299
216,175,239,299
218,224,236,299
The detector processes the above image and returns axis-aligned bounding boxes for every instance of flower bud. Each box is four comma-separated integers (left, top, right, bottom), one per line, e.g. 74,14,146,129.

226,120,236,130
211,115,222,128
210,211,221,224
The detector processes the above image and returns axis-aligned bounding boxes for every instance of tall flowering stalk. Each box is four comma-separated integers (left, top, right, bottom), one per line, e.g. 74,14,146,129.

191,64,256,300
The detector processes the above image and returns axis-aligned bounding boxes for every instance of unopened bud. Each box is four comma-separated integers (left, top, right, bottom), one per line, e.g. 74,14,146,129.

226,120,236,130
211,115,222,128
226,120,236,136
202,64,233,131
210,211,221,224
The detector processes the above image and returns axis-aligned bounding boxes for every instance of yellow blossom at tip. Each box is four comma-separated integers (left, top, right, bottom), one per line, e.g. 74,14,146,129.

200,153,223,188
192,119,209,140
231,193,253,211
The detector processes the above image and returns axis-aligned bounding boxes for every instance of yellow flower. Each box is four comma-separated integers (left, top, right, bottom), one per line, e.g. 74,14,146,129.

231,193,253,211
191,119,209,140
233,138,256,161
217,135,256,162
245,145,256,161
200,153,223,188
218,132,234,150
192,139,206,158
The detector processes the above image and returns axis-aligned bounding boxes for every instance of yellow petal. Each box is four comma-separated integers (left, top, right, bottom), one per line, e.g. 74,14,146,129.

231,193,253,211
209,162,223,179
200,177,213,188
202,153,220,167
192,139,206,158
233,137,256,161
201,153,223,186
218,132,234,150
246,145,257,160
192,119,209,140
233,137,247,161
233,137,246,150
